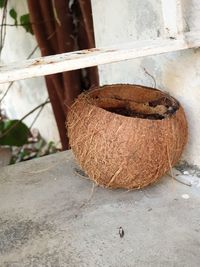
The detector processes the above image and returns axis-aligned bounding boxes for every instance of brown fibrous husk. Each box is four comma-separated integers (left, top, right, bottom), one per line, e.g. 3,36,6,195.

67,84,188,189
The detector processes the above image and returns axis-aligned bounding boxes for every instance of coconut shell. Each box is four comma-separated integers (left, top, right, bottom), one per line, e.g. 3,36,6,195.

67,84,188,189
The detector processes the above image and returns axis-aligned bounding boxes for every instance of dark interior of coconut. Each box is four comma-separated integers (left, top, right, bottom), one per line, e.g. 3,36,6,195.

104,96,179,120
89,86,179,120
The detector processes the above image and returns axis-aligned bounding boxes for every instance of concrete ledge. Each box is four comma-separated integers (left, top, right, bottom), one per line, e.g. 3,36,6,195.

0,151,199,266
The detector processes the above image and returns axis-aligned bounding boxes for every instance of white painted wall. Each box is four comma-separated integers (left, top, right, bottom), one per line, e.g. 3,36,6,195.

91,0,200,166
0,0,60,144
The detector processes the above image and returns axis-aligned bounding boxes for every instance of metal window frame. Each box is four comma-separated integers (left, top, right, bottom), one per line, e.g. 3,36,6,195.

0,0,199,84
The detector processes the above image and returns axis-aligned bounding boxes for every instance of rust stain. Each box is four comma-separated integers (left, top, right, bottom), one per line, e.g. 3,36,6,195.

31,60,42,66
76,48,100,55
30,47,102,67
31,60,55,66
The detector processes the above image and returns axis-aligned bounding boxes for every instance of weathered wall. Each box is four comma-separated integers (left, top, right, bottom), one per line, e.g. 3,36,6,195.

91,0,200,167
0,0,60,143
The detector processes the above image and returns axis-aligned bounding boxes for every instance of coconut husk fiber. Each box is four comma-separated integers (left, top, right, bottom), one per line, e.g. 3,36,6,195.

67,84,188,189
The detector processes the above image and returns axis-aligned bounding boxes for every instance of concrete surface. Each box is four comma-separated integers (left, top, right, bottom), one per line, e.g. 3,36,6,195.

0,150,199,267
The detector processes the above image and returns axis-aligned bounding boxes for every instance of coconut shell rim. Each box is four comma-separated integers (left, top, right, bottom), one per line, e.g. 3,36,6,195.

74,84,181,122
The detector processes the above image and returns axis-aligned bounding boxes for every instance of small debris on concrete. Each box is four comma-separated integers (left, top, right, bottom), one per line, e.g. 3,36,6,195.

170,165,200,189
118,227,124,238
182,194,190,199
176,161,200,177
74,167,88,178
173,175,192,186
191,179,200,188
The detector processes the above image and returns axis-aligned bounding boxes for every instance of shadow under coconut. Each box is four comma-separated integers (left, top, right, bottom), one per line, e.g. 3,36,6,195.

73,165,169,196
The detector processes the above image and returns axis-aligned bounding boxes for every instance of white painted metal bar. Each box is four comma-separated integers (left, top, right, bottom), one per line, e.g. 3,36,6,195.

161,0,184,37
0,31,199,84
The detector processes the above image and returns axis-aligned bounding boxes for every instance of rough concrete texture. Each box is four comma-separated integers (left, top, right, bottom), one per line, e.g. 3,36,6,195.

0,151,199,267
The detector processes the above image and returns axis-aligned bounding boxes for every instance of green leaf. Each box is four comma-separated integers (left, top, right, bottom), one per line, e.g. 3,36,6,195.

0,0,5,8
20,14,33,34
9,8,18,25
0,120,30,147
0,121,4,132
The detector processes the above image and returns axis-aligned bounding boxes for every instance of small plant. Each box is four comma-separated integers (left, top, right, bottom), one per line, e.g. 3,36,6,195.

10,130,59,164
10,9,33,34
0,103,60,165
0,1,33,34
0,116,60,164
0,119,30,147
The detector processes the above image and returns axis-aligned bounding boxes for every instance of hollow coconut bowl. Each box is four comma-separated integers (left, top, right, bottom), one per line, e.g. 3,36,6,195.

67,84,188,189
